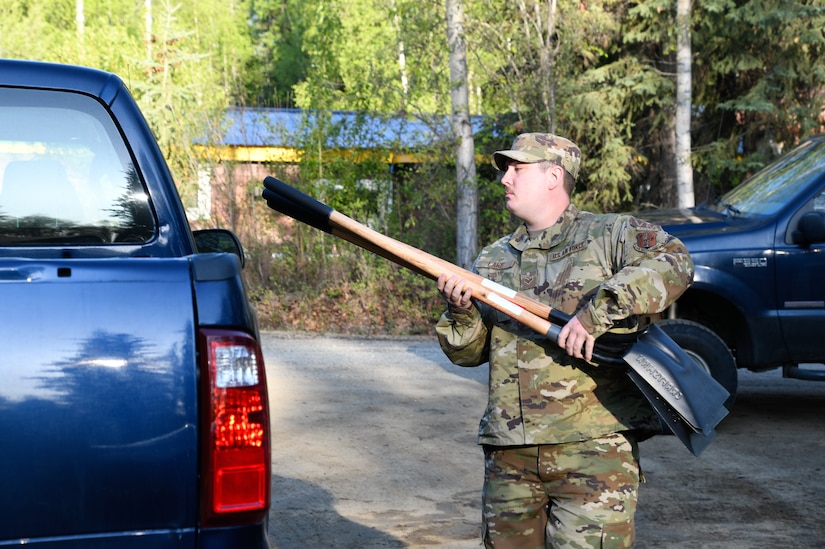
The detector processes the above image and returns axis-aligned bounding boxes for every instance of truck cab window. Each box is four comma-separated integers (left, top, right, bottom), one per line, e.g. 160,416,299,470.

0,88,155,245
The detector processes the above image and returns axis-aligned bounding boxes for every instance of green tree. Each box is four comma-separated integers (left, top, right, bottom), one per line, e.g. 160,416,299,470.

244,0,310,107
0,0,254,208
467,1,655,212
621,0,825,205
285,0,450,115
691,0,825,197
131,0,254,204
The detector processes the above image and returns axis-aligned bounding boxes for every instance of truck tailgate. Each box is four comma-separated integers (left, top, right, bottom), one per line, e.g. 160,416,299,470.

0,258,199,546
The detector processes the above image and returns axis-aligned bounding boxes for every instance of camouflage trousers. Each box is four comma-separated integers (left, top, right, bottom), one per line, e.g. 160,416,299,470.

481,433,640,549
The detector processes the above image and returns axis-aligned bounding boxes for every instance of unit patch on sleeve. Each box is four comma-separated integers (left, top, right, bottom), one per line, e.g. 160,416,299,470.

635,232,658,250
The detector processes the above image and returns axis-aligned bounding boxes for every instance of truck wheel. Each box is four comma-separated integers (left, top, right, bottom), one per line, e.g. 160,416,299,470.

657,319,738,409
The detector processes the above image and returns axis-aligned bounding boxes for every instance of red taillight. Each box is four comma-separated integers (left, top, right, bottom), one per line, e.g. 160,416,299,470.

199,329,270,527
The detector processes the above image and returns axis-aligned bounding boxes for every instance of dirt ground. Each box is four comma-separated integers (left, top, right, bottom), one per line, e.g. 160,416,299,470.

262,332,825,549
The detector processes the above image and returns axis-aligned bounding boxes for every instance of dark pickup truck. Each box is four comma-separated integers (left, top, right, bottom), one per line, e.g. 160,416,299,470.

643,135,825,405
0,60,271,547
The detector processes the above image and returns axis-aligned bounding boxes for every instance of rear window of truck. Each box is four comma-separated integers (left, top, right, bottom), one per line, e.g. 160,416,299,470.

0,88,155,245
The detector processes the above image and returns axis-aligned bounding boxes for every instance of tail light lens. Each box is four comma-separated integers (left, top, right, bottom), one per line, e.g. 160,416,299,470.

199,328,271,527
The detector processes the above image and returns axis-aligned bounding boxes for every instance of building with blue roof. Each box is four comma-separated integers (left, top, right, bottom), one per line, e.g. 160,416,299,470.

191,107,490,222
202,107,486,165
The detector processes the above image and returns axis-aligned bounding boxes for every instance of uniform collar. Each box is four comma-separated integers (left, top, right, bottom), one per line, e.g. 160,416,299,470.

510,204,580,251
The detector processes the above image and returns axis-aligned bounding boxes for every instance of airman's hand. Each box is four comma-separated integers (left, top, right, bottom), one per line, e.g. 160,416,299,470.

437,273,473,311
557,315,595,361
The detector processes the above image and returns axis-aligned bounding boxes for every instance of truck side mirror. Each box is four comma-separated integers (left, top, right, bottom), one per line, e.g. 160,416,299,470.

792,211,825,245
193,228,246,268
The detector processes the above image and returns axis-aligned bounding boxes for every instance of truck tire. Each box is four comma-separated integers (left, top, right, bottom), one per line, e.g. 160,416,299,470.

657,319,738,409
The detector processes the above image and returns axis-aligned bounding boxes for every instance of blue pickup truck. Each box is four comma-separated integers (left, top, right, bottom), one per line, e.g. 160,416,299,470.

0,60,271,547
645,135,825,405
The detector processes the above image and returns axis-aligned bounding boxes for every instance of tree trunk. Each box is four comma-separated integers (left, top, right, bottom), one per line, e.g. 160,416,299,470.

514,0,558,131
675,0,694,208
391,0,409,100
76,0,85,40
661,118,678,207
446,0,478,269
145,0,153,71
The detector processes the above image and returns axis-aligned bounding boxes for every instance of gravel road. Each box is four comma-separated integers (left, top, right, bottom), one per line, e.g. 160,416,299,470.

262,332,825,548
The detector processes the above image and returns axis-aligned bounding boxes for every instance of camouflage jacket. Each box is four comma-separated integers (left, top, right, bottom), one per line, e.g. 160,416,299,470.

436,204,694,446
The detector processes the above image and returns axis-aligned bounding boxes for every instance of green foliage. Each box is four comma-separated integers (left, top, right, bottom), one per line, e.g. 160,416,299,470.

562,54,671,210
4,0,825,334
287,0,450,115
244,0,310,107
689,0,825,195
0,0,255,209
251,205,444,335
624,0,676,48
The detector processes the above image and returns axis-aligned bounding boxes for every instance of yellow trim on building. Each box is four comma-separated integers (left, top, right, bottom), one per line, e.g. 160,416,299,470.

195,144,484,166
195,144,436,164
195,145,301,163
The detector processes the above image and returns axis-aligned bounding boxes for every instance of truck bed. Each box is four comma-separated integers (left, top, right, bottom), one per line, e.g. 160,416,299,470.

0,258,200,544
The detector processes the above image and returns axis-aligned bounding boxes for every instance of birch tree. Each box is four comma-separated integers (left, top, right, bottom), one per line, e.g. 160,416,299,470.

446,0,477,268
675,0,694,208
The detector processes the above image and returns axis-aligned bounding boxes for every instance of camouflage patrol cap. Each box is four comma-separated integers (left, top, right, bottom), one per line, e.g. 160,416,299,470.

492,132,582,180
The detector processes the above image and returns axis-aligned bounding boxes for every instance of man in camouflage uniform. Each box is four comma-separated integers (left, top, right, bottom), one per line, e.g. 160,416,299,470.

436,133,694,548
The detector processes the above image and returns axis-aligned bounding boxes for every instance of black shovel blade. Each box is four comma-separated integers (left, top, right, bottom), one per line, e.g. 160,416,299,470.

627,369,718,456
623,323,730,437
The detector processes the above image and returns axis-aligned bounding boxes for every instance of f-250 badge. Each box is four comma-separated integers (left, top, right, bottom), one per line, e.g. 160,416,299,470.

733,257,767,267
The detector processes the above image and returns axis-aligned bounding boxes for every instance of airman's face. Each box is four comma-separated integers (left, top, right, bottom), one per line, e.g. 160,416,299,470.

500,161,559,224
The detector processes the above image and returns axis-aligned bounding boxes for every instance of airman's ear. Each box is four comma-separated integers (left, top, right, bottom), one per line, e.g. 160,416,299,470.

546,164,564,191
